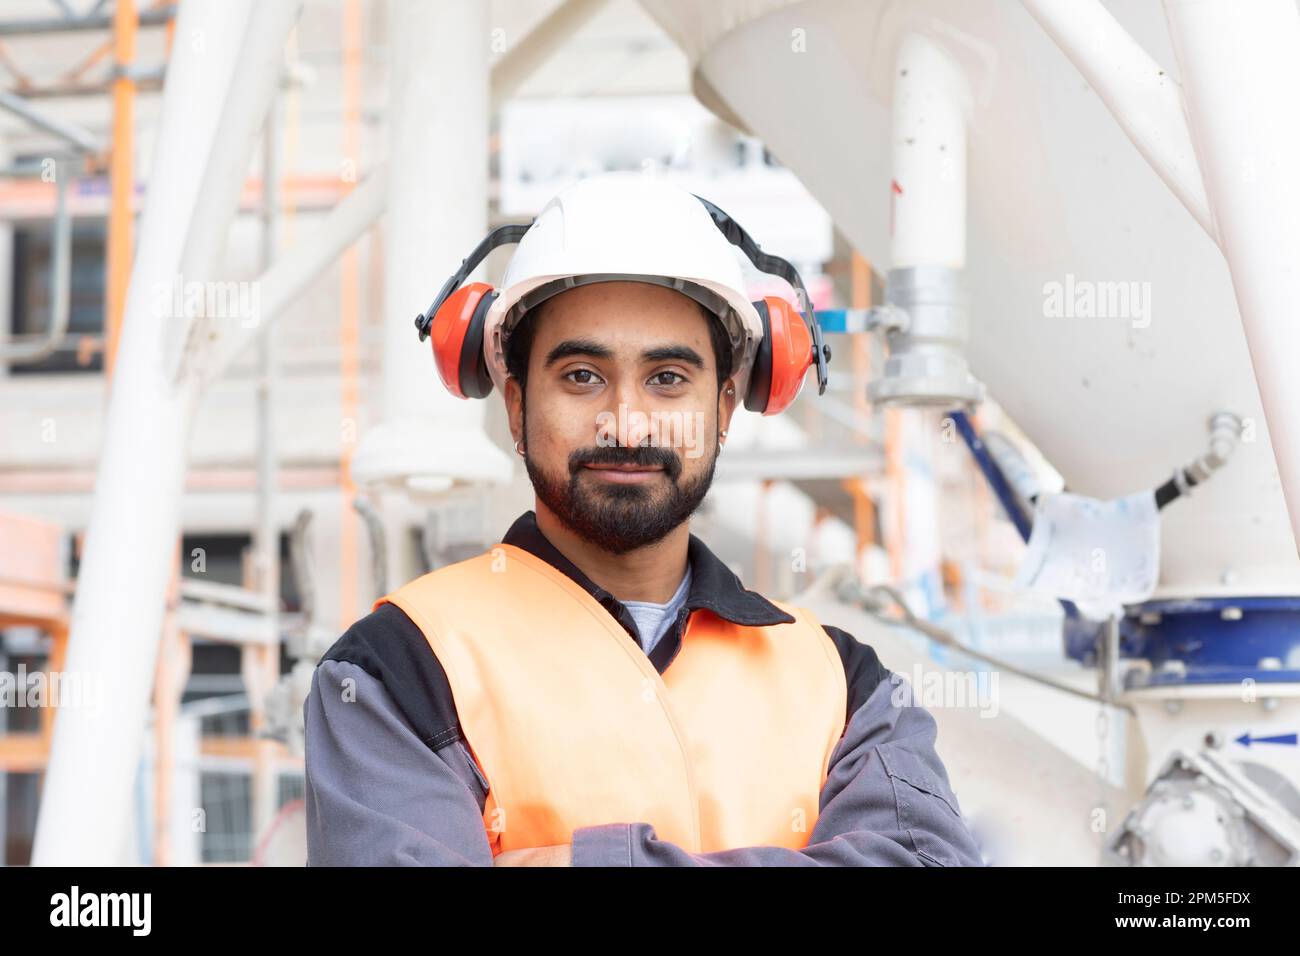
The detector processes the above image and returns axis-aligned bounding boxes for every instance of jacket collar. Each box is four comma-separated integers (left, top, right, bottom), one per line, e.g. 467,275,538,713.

500,510,794,629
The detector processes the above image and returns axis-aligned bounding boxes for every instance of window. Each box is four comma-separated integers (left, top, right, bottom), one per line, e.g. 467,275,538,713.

9,218,106,374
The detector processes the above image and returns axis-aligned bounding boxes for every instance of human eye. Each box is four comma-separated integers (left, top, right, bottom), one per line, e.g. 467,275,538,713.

563,368,604,386
648,370,687,388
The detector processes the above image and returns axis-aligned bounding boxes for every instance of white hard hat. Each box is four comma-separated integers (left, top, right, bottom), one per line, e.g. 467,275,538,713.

481,172,764,400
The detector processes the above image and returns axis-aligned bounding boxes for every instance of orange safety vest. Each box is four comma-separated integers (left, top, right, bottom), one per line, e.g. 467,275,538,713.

376,541,847,856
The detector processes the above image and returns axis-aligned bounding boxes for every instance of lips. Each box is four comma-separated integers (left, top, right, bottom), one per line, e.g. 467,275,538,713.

581,462,666,483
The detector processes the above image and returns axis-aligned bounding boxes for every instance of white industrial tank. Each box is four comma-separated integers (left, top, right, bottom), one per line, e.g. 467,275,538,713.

640,0,1300,599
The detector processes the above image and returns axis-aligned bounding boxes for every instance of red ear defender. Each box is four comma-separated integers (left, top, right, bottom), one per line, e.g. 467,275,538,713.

415,220,532,400
429,282,497,399
745,296,815,415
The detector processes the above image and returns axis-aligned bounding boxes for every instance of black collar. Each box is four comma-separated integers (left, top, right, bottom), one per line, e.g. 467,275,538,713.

499,510,795,635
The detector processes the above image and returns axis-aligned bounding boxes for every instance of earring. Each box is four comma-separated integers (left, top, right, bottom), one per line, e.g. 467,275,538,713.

515,440,526,457
725,386,735,396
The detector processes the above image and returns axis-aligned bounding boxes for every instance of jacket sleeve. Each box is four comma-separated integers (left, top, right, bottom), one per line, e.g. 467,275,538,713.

303,659,494,866
570,668,987,866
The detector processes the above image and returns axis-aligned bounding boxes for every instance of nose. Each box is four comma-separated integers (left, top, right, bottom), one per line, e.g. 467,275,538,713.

597,377,653,447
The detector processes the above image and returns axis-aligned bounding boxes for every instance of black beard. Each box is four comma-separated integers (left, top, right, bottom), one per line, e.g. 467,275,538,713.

522,407,718,556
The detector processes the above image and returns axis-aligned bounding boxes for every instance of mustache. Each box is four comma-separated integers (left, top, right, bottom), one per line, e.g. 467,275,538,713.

570,444,682,480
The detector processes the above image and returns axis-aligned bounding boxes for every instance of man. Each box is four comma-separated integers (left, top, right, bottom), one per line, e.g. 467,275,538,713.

304,173,984,866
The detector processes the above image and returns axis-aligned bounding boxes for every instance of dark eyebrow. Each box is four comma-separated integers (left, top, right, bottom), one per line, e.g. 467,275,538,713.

543,339,706,371
543,338,614,367
640,345,706,370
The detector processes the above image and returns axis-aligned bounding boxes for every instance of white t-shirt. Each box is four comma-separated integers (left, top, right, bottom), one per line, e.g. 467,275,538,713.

621,565,693,657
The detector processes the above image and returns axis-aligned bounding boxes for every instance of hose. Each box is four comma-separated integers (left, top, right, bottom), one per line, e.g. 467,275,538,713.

832,573,1135,714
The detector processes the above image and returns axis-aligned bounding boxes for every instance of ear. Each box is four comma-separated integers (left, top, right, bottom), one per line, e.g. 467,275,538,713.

717,375,738,444
504,375,524,445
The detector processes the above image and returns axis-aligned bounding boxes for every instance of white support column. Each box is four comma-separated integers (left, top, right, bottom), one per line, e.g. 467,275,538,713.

1164,0,1300,552
1020,0,1217,242
352,0,512,583
32,0,258,866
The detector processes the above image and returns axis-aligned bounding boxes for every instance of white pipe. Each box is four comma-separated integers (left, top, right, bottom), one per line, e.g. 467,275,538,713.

891,32,968,269
251,74,286,848
177,0,302,282
0,88,102,154
1164,0,1300,551
490,0,609,103
32,0,255,866
166,0,303,380
202,165,390,384
1019,0,1217,242
255,87,284,608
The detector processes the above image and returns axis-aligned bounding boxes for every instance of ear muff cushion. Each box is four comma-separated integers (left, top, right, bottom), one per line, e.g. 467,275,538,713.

431,283,495,399
744,300,774,414
458,290,497,399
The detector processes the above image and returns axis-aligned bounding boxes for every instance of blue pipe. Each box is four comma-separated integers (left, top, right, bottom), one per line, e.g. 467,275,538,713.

948,408,1088,627
948,409,1033,542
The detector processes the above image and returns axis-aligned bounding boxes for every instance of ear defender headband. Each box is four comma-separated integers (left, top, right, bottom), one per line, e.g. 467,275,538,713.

413,197,831,415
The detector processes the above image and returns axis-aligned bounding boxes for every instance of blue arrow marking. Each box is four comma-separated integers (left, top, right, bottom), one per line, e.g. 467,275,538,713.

1235,732,1298,748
